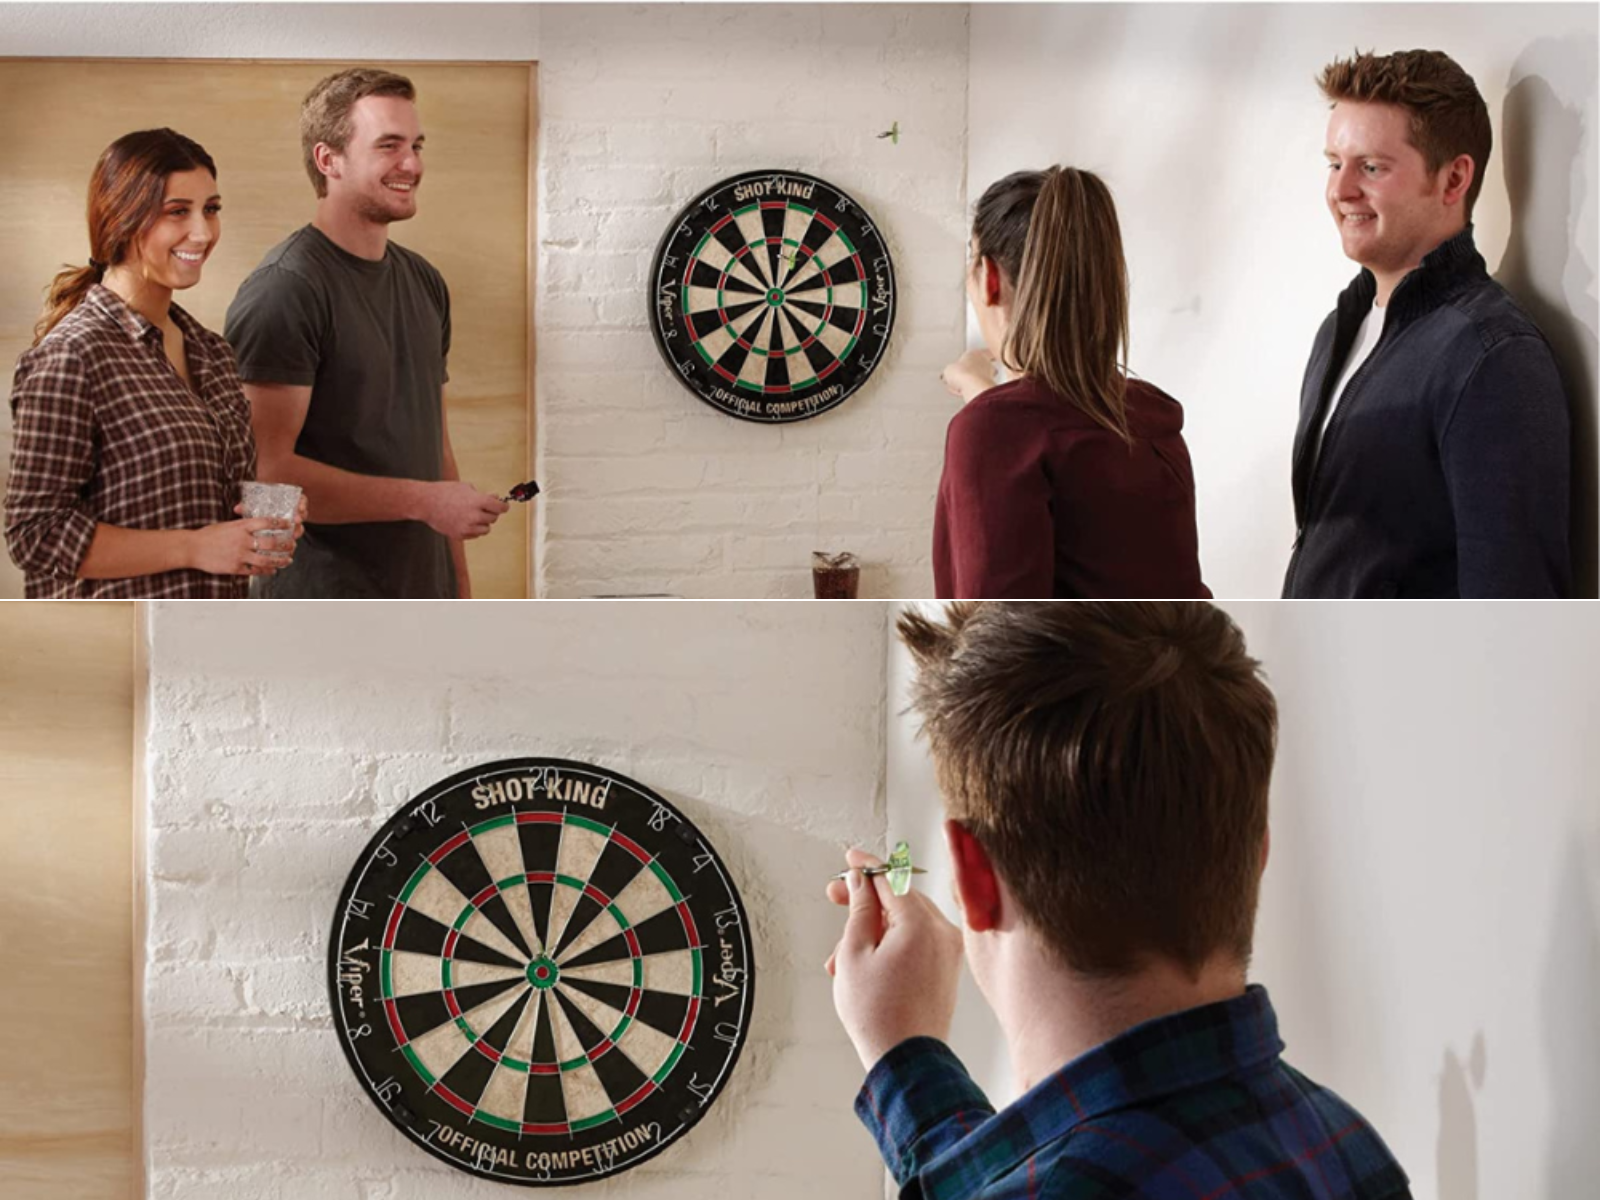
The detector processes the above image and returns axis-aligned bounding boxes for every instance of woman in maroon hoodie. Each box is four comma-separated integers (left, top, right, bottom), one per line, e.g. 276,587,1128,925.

934,167,1209,598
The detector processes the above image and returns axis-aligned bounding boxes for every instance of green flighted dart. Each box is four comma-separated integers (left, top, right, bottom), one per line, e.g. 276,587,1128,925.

831,840,928,895
884,839,918,895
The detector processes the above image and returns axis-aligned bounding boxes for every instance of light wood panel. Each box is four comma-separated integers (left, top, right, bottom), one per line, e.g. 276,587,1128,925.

0,603,137,1198
0,60,536,598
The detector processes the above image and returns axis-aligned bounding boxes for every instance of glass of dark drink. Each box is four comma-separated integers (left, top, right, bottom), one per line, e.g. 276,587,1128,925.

811,551,861,599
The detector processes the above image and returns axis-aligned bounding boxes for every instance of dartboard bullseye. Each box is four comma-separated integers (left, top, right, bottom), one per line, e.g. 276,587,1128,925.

330,759,754,1186
649,170,896,423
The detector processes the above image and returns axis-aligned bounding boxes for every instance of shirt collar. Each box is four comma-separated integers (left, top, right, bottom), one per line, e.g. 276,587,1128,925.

84,283,205,347
923,985,1285,1197
84,283,157,344
1338,223,1486,322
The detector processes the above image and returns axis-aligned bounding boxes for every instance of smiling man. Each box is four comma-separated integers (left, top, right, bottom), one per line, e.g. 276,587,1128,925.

224,68,508,598
1283,49,1571,598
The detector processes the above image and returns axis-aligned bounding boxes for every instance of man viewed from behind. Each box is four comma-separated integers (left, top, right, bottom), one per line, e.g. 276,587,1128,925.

1284,49,1570,598
827,602,1411,1198
225,69,508,598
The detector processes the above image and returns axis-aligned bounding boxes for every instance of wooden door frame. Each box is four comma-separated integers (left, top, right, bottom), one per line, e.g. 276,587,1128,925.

0,57,540,600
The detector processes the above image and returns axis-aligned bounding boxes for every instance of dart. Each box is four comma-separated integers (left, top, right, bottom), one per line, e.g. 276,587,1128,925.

500,479,541,503
877,121,901,145
831,840,927,896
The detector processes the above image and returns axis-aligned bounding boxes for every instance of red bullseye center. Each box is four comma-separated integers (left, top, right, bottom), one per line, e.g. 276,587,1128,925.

527,954,560,989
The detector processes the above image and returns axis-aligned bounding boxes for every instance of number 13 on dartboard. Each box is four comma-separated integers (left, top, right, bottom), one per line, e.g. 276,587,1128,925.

329,758,756,1186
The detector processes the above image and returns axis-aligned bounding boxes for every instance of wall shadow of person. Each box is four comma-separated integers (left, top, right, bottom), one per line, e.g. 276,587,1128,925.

1494,37,1599,596
1436,1031,1484,1200
1542,836,1600,1197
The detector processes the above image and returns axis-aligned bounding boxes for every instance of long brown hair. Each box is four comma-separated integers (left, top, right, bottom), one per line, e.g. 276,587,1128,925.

34,128,218,345
971,166,1132,443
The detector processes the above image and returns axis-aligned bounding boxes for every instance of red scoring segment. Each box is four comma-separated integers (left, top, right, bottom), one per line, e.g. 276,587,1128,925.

385,875,694,1065
375,813,712,1138
687,209,856,384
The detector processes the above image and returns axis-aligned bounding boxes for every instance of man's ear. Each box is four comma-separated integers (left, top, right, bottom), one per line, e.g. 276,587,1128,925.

313,142,341,184
1440,153,1475,210
945,819,1002,933
982,257,1004,308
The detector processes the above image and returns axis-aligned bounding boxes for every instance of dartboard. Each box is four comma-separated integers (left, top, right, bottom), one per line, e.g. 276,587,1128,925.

330,759,754,1186
649,169,896,423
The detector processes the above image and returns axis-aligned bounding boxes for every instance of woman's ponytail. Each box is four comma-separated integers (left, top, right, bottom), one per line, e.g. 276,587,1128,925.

34,263,104,346
973,166,1132,444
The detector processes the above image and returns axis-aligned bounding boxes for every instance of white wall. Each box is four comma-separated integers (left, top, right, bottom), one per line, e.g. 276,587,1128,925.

1,2,969,599
1233,602,1600,1200
967,4,1600,597
886,601,1600,1200
141,601,888,1199
535,5,968,598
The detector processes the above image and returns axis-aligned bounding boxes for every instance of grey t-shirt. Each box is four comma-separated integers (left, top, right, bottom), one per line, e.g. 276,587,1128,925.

224,224,456,598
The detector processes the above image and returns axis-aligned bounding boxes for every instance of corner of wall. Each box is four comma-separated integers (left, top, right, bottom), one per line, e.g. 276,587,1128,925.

131,601,155,1200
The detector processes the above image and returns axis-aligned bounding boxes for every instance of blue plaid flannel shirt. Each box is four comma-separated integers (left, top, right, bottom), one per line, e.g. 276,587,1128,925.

855,985,1411,1199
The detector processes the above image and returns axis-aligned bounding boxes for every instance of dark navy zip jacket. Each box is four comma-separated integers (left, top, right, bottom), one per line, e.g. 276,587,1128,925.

1283,226,1571,598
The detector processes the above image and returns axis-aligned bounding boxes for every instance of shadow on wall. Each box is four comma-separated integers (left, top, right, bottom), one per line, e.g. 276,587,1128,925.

1494,35,1599,597
1541,836,1600,1198
1435,1031,1484,1200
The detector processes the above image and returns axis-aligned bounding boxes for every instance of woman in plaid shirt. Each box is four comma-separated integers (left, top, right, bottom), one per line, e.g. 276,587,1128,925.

5,128,303,598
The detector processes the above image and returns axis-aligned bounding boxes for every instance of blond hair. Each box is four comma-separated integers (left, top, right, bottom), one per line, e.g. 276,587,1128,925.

300,68,416,198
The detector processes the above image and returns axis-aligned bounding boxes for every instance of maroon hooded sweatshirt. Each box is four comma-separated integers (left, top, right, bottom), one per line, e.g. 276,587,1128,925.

932,375,1210,598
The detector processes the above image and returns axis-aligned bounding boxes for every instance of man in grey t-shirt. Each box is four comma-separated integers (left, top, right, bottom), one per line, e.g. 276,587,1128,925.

225,67,508,598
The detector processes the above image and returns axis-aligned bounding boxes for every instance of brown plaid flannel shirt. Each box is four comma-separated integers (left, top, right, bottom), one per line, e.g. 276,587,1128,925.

5,285,256,598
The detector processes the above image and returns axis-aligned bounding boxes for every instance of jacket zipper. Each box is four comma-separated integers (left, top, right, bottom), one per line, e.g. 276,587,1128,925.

1285,303,1402,593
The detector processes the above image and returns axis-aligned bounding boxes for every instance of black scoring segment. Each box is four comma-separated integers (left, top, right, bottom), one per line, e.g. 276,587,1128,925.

649,170,895,423
631,990,691,1041
555,989,608,1055
561,976,635,1015
438,1033,498,1107
432,843,534,960
591,1035,651,1106
560,905,692,972
331,758,753,1185
397,908,523,971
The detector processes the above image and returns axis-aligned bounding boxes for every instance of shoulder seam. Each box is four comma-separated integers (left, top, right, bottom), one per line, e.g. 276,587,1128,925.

1436,331,1550,448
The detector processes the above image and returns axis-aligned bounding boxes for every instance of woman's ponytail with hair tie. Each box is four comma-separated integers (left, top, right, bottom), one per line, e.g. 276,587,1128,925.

88,258,107,275
994,164,1132,445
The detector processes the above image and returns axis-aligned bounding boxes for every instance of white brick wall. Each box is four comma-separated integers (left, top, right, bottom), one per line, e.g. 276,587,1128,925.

143,601,888,1199
1,4,971,601
537,5,970,598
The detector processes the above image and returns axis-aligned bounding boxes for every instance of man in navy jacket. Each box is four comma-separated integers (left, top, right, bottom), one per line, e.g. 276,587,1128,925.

1284,49,1571,598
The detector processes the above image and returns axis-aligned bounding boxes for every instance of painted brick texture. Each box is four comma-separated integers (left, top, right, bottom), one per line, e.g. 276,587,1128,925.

143,601,889,1199
537,5,969,598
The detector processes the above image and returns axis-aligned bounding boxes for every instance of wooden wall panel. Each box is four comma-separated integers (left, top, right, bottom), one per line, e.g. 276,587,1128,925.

0,60,534,598
0,603,137,1198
